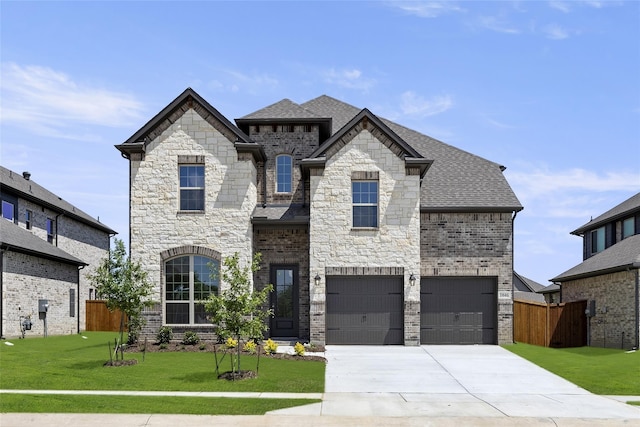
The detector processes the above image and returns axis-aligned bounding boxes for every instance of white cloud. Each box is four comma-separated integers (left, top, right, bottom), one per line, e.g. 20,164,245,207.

506,166,640,220
543,23,572,40
388,1,465,18
400,91,453,117
549,1,571,13
322,68,376,91
477,15,521,34
0,63,145,139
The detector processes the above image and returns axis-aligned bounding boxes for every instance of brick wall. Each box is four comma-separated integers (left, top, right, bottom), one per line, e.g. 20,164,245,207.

253,226,310,340
562,270,638,349
3,251,79,338
420,212,515,344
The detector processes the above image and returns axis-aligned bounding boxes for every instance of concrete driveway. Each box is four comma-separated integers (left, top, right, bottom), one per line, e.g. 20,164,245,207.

305,345,640,419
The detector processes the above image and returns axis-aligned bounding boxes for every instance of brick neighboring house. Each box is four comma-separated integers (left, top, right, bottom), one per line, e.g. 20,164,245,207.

116,88,522,346
0,166,116,338
552,192,640,349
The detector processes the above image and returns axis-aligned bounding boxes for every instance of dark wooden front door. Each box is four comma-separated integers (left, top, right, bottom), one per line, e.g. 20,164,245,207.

270,265,298,337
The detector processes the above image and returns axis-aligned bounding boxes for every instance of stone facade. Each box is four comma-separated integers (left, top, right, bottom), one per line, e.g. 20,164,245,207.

309,129,422,345
420,212,515,344
562,270,638,349
2,251,79,337
129,109,257,325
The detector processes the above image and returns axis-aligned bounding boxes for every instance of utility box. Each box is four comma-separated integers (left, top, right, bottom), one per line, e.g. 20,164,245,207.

585,300,596,317
38,299,49,313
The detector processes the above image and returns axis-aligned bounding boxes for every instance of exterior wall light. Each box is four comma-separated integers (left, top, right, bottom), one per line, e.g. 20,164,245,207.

314,273,321,287
409,273,416,286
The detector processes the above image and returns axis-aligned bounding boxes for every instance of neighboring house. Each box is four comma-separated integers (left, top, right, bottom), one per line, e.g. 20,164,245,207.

116,88,522,346
551,192,640,349
513,272,547,303
0,166,116,338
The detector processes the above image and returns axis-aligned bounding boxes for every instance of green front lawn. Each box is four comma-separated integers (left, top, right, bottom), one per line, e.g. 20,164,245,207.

505,343,640,395
0,332,324,392
0,394,320,414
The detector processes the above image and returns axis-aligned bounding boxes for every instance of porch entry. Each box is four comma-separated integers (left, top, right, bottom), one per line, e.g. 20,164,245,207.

270,265,299,337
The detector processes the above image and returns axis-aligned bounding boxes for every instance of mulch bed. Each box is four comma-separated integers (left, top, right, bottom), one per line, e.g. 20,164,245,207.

103,359,138,367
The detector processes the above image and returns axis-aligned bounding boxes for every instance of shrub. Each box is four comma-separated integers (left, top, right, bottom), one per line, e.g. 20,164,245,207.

182,331,200,345
294,342,305,356
159,343,168,350
264,338,278,355
156,326,173,344
225,337,238,349
199,343,207,351
243,340,257,354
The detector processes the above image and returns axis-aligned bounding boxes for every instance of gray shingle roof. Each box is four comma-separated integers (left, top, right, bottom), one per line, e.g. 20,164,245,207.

0,220,87,266
301,96,522,211
513,272,546,292
571,192,640,235
240,99,324,120
251,204,310,223
551,234,640,282
0,166,116,234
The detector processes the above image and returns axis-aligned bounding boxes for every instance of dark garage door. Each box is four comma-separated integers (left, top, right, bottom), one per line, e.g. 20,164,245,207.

326,276,403,345
421,277,497,344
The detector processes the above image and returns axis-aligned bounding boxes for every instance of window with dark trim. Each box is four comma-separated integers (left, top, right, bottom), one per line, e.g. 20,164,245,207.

46,218,55,243
591,226,605,254
352,181,379,228
26,209,32,230
2,200,14,222
179,165,205,211
165,255,219,325
623,217,635,239
276,155,292,193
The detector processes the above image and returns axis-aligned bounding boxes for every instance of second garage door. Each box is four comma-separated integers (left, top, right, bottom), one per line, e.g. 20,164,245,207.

326,276,403,345
421,277,497,345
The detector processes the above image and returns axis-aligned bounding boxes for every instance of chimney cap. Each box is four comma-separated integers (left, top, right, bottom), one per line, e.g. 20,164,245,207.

22,171,31,180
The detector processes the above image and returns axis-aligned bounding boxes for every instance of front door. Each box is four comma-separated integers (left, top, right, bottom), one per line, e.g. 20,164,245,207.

270,265,298,337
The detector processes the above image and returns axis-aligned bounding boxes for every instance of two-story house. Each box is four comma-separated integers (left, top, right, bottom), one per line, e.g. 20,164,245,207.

552,192,640,349
1,166,116,338
116,88,522,346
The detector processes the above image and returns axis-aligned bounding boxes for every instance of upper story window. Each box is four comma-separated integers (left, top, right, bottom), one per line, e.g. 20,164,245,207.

276,155,292,193
46,218,55,243
2,200,14,222
26,209,32,230
179,165,205,211
590,226,605,254
352,181,379,228
623,217,635,239
165,255,219,325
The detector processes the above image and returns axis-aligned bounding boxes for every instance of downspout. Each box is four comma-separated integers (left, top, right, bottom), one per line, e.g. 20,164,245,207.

77,265,85,334
262,161,267,208
635,267,639,350
511,210,518,344
0,249,4,339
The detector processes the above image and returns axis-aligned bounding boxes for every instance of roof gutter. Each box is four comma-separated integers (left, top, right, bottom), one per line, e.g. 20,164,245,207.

552,262,640,283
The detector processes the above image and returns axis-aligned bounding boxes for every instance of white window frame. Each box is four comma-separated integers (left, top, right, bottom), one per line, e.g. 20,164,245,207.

179,165,205,211
352,180,379,228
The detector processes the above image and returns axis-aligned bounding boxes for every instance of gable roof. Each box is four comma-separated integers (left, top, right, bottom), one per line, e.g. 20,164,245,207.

116,88,265,162
571,192,640,236
301,95,522,212
513,272,546,292
0,166,116,234
0,220,87,266
551,233,640,282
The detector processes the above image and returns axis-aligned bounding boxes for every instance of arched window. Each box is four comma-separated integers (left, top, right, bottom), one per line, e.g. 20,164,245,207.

165,255,219,325
276,155,292,193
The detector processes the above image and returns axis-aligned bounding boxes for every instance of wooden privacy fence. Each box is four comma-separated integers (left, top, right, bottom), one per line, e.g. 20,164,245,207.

85,300,126,332
514,299,587,348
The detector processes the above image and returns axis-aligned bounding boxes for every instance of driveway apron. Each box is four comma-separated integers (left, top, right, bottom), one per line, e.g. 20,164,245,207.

319,345,640,419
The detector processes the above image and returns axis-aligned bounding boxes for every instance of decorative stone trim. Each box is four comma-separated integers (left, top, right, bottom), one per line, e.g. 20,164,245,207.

324,266,405,276
325,121,407,161
160,245,222,261
351,171,379,180
177,155,205,164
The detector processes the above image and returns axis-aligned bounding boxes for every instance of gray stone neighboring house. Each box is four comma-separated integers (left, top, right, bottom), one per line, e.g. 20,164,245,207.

0,166,116,338
513,272,547,303
116,88,522,346
552,192,640,349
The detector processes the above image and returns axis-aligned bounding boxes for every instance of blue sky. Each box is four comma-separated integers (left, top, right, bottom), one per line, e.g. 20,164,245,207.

1,1,638,286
